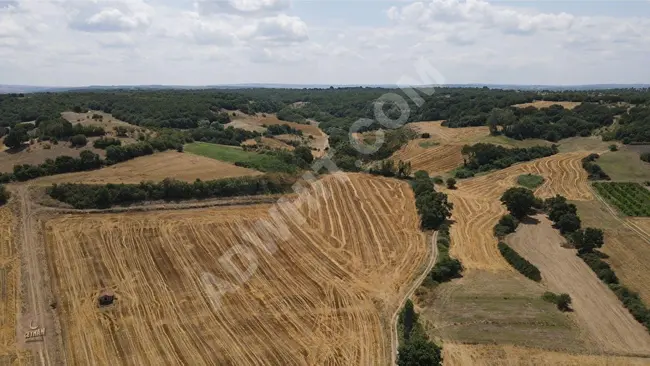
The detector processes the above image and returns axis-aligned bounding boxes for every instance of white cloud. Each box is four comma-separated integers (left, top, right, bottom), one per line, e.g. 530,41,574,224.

68,0,152,33
196,0,290,16
248,14,308,43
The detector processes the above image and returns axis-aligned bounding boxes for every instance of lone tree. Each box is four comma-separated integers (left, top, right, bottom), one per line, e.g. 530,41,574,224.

70,134,88,147
446,178,457,189
500,187,536,219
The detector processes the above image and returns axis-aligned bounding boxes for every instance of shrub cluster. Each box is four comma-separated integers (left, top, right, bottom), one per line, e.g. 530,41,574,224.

493,214,519,238
582,153,610,180
368,160,412,179
93,137,122,149
411,171,453,230
642,152,650,163
265,124,303,136
542,292,572,311
47,174,296,209
498,242,541,281
457,143,558,178
429,224,462,283
544,195,582,234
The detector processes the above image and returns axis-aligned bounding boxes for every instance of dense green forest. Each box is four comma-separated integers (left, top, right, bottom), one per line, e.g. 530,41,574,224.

2,87,649,143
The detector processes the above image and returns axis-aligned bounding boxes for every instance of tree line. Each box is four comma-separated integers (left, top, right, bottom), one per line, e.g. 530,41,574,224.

412,170,453,230
429,223,462,283
398,300,442,365
582,153,610,180
47,174,296,209
456,143,558,178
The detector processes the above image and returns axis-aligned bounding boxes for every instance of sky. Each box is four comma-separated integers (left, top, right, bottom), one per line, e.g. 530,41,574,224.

1,0,649,86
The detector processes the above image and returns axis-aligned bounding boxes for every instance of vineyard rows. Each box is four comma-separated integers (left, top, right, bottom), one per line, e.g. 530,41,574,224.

593,182,650,217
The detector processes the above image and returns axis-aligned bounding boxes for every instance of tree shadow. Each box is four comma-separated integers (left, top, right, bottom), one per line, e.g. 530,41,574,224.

520,216,540,225
2,145,28,154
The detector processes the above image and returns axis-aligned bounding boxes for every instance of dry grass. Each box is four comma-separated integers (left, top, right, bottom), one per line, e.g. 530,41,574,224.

443,343,650,365
446,152,592,271
60,111,147,140
45,173,429,365
392,142,464,175
30,151,261,185
507,215,650,355
405,121,490,143
512,101,581,110
419,271,584,352
0,142,107,173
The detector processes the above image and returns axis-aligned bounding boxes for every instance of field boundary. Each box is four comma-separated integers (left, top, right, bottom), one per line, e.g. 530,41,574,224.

390,231,438,365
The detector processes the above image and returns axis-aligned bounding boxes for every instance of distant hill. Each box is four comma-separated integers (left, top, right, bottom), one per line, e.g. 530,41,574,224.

1,83,649,94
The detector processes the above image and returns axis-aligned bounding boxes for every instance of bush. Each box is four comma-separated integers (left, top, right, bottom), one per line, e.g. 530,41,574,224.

0,185,9,205
432,176,444,185
446,177,456,189
498,242,541,281
493,214,519,238
69,134,88,147
454,168,475,179
93,137,122,149
609,144,618,152
642,153,650,163
556,213,581,234
421,133,431,138
542,292,572,311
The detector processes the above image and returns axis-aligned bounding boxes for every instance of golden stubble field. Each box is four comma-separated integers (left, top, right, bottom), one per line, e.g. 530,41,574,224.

445,151,592,271
44,173,429,365
30,151,261,185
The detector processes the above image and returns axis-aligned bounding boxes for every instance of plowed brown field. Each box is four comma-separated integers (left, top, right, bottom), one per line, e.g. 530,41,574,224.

45,173,428,365
31,151,261,185
444,343,650,365
512,101,581,110
447,152,592,271
508,215,650,355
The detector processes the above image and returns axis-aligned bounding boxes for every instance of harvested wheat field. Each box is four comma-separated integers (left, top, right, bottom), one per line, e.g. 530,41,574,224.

392,142,464,175
575,199,650,304
443,343,650,366
405,121,489,143
0,207,31,364
45,173,428,365
447,152,592,271
512,101,581,110
31,151,261,185
508,215,650,355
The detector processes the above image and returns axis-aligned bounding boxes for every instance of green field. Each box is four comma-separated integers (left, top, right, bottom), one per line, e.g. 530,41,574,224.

418,141,440,148
597,150,650,182
185,142,297,173
517,174,545,189
593,182,650,217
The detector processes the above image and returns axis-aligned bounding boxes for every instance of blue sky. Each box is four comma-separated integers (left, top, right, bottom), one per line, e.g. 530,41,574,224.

1,0,649,86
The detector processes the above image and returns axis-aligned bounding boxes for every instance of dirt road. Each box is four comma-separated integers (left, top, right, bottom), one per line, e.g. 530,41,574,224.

390,232,438,365
16,186,55,365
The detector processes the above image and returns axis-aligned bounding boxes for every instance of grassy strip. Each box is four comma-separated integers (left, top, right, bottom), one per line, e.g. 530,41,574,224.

517,174,545,189
498,242,542,282
185,142,298,173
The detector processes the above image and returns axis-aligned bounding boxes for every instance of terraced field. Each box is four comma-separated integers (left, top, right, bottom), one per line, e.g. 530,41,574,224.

44,174,428,365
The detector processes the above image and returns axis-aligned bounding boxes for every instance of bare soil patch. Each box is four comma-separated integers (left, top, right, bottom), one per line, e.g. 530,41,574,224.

30,151,261,185
512,101,581,110
507,215,650,355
